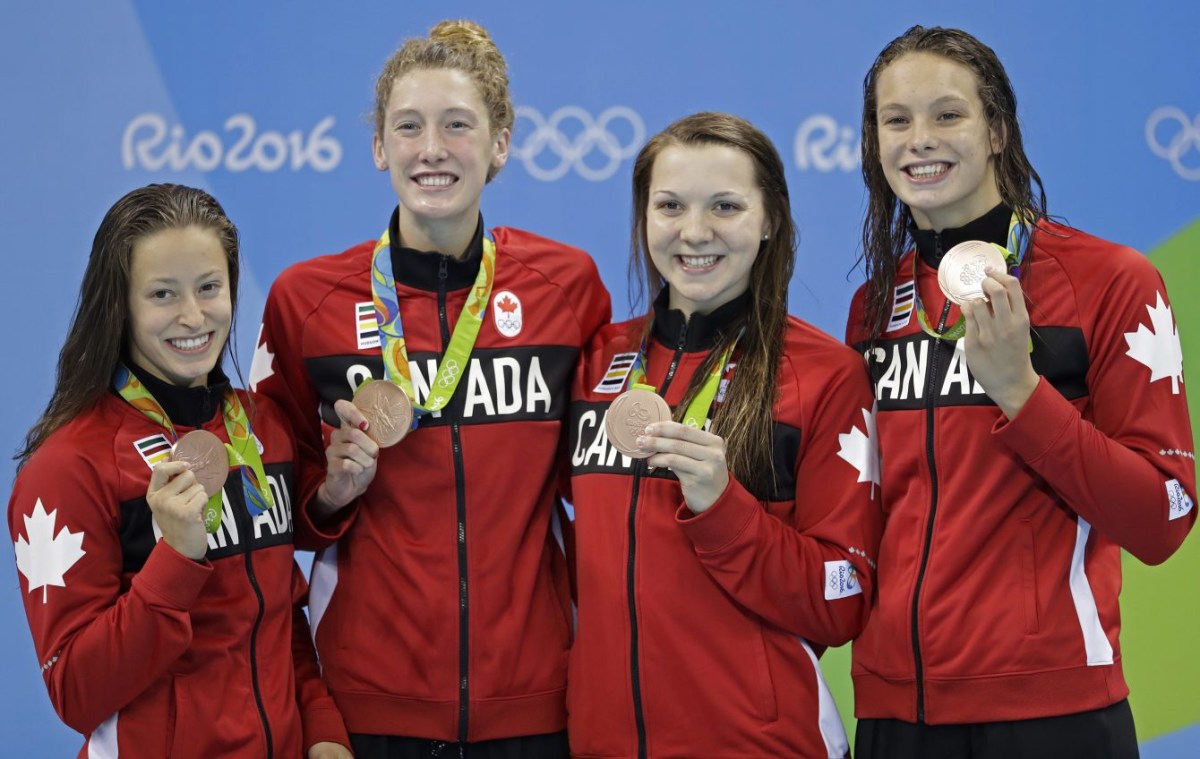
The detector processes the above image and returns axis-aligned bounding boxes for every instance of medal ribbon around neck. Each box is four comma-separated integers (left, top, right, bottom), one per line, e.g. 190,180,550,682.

370,227,496,415
114,365,275,533
626,323,741,429
914,212,1032,341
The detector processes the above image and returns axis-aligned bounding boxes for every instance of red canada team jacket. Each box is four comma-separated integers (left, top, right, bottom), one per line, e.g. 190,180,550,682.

846,213,1197,724
8,390,347,759
566,296,883,758
252,212,610,742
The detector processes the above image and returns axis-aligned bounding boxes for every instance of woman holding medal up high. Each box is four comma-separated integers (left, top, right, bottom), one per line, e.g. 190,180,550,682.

846,26,1197,759
565,112,883,758
252,20,610,759
8,184,351,759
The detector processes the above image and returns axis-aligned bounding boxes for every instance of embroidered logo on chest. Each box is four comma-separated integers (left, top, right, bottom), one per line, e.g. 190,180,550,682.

492,290,523,338
356,301,380,350
888,280,915,332
134,434,173,470
594,352,638,394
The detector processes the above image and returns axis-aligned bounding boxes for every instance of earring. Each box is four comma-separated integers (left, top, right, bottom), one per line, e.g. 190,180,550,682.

761,233,769,241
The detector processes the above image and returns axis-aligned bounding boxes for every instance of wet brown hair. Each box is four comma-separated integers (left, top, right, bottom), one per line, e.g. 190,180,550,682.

18,184,240,462
630,112,795,500
858,25,1047,339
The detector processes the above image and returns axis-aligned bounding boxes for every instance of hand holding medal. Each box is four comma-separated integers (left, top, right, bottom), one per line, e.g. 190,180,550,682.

146,431,229,560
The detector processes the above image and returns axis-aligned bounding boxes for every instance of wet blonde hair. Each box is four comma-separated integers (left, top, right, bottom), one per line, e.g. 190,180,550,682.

373,20,513,181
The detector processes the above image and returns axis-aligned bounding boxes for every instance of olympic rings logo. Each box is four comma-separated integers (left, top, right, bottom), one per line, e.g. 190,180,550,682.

437,360,461,389
511,105,645,182
1146,107,1200,181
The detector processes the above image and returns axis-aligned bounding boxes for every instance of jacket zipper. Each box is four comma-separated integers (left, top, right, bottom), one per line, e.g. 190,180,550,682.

912,235,949,723
438,257,473,744
234,488,274,758
628,320,688,759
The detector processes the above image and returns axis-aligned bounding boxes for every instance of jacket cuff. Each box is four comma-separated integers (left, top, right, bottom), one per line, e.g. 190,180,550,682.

298,491,360,548
993,376,1075,463
134,542,212,610
676,477,757,553
303,704,351,754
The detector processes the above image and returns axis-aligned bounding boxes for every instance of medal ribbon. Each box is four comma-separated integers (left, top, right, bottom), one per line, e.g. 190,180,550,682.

625,324,741,429
370,227,496,415
114,365,275,533
914,212,1032,341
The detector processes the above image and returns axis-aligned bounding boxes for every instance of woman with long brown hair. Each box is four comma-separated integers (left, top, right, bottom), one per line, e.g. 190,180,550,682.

847,25,1196,758
565,112,882,758
9,183,350,758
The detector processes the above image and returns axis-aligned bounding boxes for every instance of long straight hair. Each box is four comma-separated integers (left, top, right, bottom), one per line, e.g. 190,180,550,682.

18,184,240,462
858,25,1048,339
630,112,795,501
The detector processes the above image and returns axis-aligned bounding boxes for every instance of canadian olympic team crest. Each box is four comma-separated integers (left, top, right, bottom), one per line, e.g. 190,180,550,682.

511,105,645,181
492,290,523,338
1146,107,1200,181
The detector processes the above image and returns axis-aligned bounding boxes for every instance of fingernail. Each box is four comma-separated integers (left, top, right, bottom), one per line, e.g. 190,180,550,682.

644,424,656,435
358,420,370,432
636,436,648,448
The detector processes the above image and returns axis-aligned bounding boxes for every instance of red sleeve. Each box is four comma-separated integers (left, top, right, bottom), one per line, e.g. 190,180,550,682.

8,447,211,733
678,347,883,645
253,266,360,550
995,252,1196,564
556,255,611,593
289,565,350,752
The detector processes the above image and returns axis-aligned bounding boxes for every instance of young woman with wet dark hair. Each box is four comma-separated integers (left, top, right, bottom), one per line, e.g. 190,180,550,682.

10,183,351,759
847,25,1196,759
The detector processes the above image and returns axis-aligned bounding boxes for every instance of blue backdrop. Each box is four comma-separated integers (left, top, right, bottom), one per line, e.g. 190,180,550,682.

3,1,1198,755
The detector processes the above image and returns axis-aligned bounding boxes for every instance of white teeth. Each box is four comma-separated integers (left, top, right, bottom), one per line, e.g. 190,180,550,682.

909,163,949,178
416,174,454,187
169,334,211,351
679,255,719,268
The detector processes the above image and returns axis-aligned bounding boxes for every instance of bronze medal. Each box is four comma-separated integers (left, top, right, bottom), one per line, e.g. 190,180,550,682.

937,240,1008,306
605,388,672,459
171,429,229,498
352,380,413,448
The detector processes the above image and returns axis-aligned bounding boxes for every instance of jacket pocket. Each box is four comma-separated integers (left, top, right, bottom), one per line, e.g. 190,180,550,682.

752,628,779,723
1020,518,1040,634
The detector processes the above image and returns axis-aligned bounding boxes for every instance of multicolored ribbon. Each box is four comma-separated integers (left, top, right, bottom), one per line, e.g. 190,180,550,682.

914,212,1032,341
114,365,275,533
625,323,741,430
370,227,496,415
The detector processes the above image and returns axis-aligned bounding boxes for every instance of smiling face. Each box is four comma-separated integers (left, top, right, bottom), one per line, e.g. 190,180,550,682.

646,143,768,317
372,67,510,253
127,226,231,388
875,52,1004,231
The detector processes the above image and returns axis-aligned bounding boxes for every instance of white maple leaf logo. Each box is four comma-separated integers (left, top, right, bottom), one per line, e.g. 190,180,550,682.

13,499,86,604
837,405,880,498
249,324,275,392
1124,291,1184,394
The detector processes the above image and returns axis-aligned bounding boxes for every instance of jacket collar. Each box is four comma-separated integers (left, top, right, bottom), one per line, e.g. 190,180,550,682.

388,206,486,292
650,288,751,352
912,203,1010,268
124,360,230,428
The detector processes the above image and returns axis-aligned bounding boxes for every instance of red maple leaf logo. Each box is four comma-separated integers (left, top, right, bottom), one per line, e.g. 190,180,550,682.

497,295,518,313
